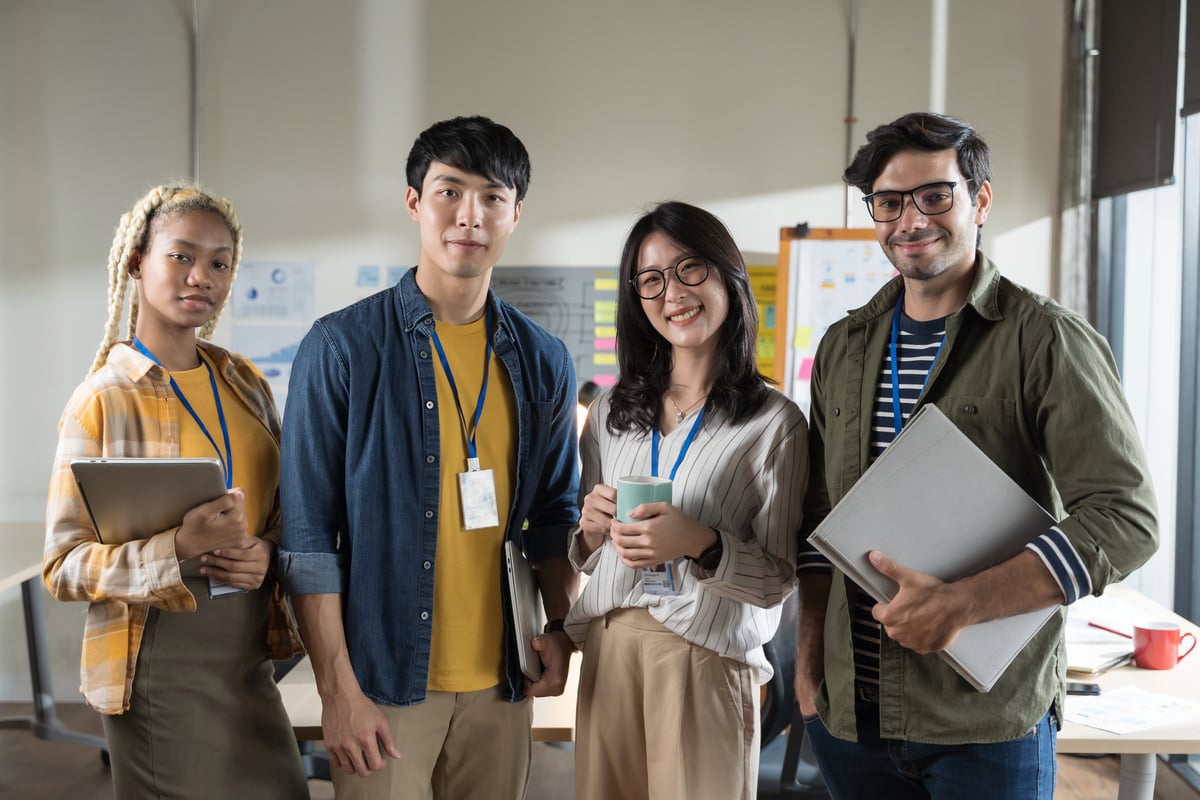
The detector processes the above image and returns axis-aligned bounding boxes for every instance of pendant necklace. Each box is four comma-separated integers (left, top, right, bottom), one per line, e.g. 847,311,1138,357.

666,389,708,424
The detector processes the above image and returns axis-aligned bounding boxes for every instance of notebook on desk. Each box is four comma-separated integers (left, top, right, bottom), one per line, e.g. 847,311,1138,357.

1066,644,1133,675
806,404,1058,693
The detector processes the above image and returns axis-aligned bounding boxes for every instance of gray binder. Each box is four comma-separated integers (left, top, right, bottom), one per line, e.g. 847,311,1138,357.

807,404,1057,692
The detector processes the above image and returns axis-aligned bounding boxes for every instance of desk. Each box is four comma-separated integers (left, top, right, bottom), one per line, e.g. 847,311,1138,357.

1058,586,1200,800
0,521,106,751
279,651,581,743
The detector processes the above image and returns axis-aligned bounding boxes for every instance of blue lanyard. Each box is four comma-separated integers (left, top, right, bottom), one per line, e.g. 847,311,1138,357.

889,292,946,436
429,308,493,466
651,407,705,480
133,338,233,489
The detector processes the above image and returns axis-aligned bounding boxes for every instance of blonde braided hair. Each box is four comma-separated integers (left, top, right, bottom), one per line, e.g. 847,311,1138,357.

90,184,244,373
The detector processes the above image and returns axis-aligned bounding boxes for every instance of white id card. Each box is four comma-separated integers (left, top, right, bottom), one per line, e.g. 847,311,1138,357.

640,559,683,596
458,467,500,530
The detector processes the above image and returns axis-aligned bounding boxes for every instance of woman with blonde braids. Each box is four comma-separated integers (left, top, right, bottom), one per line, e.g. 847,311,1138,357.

43,184,308,799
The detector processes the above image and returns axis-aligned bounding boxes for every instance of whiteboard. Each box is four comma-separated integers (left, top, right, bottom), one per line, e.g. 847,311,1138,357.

780,231,896,412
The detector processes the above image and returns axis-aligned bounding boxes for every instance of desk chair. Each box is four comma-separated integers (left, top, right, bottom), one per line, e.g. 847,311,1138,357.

757,592,829,799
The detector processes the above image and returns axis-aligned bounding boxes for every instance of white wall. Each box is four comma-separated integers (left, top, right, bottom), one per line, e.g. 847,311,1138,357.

0,0,1065,700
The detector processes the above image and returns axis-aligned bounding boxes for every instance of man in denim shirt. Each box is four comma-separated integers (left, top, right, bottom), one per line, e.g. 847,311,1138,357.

279,116,580,800
795,112,1157,798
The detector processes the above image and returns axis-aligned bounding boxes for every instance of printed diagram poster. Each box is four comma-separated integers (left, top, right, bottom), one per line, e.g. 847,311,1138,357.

232,262,315,321
230,261,316,413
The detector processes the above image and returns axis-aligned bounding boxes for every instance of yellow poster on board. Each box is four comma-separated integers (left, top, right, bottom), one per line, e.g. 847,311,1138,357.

748,265,777,378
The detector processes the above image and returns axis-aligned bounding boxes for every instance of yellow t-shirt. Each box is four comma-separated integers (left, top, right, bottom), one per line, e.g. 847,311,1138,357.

170,354,277,538
426,315,517,692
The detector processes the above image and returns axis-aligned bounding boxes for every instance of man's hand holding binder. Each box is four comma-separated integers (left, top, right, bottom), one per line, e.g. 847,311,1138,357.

869,549,1068,657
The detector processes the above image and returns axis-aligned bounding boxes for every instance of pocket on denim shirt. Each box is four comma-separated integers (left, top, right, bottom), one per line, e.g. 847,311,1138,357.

529,400,556,421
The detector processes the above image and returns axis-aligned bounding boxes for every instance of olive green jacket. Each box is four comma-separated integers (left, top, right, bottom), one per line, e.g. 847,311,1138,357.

801,253,1158,744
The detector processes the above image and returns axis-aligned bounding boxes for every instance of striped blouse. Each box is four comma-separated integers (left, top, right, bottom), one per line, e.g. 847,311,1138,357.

564,387,808,684
43,342,302,714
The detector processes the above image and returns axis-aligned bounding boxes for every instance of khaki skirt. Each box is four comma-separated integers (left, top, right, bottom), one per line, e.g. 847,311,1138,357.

102,577,308,799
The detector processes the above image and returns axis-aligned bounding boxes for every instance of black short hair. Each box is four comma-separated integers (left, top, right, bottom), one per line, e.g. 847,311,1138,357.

405,116,531,202
607,201,770,434
844,112,991,201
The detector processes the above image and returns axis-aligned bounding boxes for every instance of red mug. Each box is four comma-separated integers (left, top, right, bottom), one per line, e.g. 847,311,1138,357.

1133,622,1197,670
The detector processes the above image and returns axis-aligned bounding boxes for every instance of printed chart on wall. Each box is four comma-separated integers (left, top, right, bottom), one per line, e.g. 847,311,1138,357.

777,229,896,412
491,267,621,390
230,261,317,413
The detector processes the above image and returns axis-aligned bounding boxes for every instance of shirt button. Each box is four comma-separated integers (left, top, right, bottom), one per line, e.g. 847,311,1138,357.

420,611,429,620
833,408,841,417
423,561,431,570
419,350,428,358
425,510,434,519
425,401,434,410
426,455,435,464
963,404,978,414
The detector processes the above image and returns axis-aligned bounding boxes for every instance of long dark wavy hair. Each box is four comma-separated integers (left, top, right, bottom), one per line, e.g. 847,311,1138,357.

607,201,770,435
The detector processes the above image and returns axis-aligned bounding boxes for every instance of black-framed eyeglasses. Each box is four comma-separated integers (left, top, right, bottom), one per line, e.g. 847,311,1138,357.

630,258,710,300
861,180,968,223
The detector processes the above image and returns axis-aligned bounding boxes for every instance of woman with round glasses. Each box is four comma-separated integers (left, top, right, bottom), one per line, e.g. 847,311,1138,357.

563,200,809,800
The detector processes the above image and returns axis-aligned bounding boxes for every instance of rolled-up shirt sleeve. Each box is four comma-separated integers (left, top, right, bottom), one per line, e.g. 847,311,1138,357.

279,321,352,595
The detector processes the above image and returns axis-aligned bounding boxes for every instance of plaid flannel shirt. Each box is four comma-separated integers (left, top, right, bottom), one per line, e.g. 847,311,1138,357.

43,341,302,714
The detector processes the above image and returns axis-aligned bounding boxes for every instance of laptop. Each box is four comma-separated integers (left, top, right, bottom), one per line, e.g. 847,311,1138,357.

504,539,544,682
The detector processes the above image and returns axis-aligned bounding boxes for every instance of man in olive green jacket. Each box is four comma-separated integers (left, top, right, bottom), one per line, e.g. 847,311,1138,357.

795,112,1157,799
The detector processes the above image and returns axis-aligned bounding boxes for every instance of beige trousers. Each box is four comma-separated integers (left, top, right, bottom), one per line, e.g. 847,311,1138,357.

331,684,533,800
575,608,760,800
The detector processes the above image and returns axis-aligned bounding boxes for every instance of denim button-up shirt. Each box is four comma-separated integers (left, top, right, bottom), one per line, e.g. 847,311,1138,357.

278,267,580,705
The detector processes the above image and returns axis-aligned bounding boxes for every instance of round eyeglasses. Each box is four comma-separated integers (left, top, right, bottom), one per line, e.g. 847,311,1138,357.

861,180,968,223
630,258,710,300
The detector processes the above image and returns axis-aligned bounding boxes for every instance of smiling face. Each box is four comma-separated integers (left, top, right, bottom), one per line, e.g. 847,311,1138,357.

406,161,522,290
636,231,729,363
130,209,235,342
872,148,991,287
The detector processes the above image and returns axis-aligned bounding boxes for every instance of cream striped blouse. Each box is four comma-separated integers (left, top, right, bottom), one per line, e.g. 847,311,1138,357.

564,387,808,684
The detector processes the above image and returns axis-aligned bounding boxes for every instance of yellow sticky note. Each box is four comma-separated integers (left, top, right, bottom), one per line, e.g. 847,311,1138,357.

793,326,813,351
594,278,619,291
594,301,617,324
594,326,617,338
593,352,618,366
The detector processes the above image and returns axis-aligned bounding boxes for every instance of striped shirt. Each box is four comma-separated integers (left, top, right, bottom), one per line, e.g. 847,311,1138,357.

564,387,808,684
798,309,1093,687
43,342,303,714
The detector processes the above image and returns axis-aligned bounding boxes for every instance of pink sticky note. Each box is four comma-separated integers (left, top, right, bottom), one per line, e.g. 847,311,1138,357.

593,374,618,387
593,338,616,350
799,358,814,380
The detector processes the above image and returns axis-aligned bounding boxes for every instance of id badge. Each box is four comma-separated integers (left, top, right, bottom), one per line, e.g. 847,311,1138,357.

458,466,500,530
640,559,682,596
207,576,247,599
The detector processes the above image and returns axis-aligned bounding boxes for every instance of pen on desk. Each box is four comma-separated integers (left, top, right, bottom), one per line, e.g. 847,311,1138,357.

1087,621,1133,639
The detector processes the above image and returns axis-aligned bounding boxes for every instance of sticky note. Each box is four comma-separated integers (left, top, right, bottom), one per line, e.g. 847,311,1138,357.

793,326,813,350
593,352,618,366
799,358,814,380
595,278,619,291
594,301,617,324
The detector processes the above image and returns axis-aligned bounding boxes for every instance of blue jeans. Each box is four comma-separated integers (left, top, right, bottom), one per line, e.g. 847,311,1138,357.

804,698,1057,799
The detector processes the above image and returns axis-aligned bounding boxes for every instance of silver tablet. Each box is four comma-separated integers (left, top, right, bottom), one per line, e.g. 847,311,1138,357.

70,457,227,544
504,539,543,682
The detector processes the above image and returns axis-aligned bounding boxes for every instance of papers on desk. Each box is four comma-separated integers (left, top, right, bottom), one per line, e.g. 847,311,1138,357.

1065,686,1200,735
1065,593,1139,675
